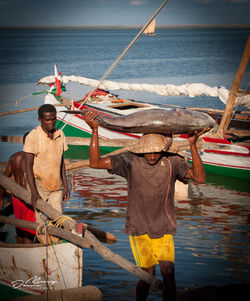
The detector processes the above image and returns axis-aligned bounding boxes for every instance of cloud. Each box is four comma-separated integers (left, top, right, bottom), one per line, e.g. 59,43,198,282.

196,0,213,3
0,0,9,7
197,0,250,2
229,0,250,2
130,0,147,5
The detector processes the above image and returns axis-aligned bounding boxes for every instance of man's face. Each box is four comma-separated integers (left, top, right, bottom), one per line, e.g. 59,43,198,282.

39,111,56,134
143,152,162,165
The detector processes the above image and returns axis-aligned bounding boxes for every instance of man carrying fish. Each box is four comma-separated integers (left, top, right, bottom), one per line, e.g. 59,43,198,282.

84,109,208,301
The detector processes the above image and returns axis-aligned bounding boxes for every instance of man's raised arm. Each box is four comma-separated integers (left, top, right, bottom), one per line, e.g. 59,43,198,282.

84,110,112,170
185,128,208,184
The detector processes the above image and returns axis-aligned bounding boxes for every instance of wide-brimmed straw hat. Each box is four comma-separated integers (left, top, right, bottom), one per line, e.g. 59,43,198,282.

128,133,173,154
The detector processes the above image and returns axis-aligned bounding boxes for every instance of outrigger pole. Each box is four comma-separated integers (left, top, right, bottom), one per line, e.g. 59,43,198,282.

219,36,250,132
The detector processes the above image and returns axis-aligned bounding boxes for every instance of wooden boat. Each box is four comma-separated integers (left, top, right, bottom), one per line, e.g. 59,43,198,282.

0,205,83,298
38,36,250,180
41,76,250,180
1,28,248,180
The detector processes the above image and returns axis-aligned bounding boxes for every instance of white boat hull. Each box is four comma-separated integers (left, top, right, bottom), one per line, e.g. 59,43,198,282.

0,241,82,294
45,93,250,179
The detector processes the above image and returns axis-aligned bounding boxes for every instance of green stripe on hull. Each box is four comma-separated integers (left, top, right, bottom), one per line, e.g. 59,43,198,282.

203,162,250,180
189,160,250,180
0,283,29,300
65,145,120,160
56,119,92,138
56,119,121,160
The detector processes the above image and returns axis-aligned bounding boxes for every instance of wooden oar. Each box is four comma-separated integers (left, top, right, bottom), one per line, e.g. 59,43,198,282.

81,222,117,243
0,173,162,289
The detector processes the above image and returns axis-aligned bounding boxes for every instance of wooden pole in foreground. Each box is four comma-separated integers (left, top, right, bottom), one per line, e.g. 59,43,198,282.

219,36,250,132
0,173,116,242
0,174,162,289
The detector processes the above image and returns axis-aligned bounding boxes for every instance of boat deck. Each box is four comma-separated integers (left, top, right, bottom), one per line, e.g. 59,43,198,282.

84,99,165,116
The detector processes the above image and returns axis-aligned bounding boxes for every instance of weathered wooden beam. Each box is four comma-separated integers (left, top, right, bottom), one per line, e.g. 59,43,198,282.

0,174,162,289
0,215,91,248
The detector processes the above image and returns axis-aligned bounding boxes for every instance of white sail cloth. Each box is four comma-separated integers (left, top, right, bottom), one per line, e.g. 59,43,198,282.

38,75,250,109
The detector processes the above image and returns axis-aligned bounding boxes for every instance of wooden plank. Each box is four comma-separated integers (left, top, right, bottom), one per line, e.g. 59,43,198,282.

66,137,136,147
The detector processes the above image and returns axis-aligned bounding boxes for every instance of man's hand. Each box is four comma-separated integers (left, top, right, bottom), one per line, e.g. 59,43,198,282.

85,110,99,130
188,128,210,145
63,185,70,202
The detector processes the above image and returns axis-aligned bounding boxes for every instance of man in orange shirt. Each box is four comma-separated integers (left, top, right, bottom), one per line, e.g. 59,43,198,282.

23,104,70,223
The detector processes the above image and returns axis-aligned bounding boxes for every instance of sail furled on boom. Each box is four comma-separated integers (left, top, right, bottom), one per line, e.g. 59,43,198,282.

37,75,250,109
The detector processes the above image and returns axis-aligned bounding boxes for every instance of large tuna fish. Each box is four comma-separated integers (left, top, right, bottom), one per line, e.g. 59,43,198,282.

62,108,216,134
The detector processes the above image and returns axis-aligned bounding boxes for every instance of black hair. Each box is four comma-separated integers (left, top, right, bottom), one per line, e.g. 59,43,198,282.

38,104,56,119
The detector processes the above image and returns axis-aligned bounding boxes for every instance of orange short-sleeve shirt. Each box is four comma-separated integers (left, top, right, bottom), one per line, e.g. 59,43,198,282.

23,126,68,191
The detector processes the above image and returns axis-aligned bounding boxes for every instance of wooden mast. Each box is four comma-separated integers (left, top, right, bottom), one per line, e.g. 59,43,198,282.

219,36,250,132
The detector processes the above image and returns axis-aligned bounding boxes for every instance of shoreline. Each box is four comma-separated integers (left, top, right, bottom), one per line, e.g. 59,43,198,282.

0,24,250,30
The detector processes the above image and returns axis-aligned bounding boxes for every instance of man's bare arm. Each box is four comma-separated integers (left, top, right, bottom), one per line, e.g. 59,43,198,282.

0,156,14,209
184,128,208,184
85,110,112,170
24,152,40,208
61,156,70,201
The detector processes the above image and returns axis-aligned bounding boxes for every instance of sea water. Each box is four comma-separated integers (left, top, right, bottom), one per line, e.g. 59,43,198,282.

0,28,249,300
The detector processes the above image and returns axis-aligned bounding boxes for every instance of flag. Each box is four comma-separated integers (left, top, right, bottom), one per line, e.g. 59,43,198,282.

55,77,62,96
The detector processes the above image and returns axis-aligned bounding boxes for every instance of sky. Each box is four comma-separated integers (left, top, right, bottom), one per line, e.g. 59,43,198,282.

0,0,249,27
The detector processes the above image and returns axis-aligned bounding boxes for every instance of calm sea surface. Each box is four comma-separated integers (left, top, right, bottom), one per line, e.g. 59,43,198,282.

0,28,249,300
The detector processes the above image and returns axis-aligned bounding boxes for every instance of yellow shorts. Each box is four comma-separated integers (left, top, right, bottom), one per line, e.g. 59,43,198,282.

129,234,175,268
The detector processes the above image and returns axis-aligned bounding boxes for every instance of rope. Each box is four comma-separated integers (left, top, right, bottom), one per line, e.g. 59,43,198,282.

59,0,169,130
37,213,49,300
36,214,74,237
36,214,74,294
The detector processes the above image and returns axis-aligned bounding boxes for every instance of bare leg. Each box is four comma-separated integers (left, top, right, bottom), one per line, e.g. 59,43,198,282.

159,261,176,301
136,265,155,301
16,228,34,244
23,231,35,244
